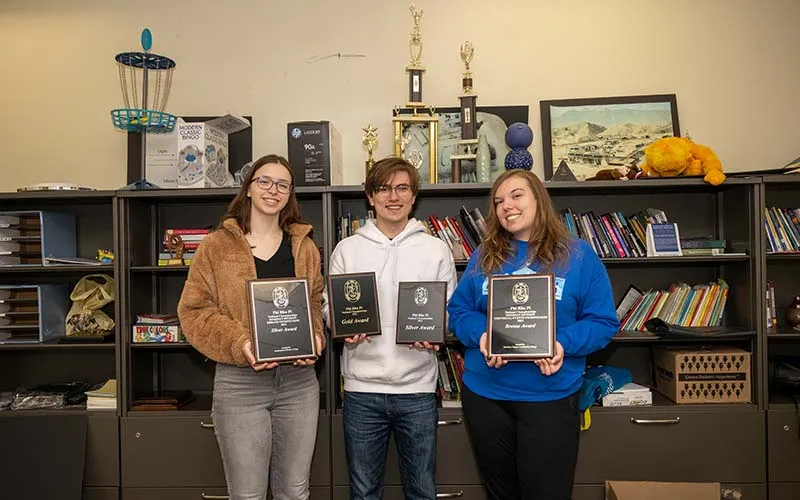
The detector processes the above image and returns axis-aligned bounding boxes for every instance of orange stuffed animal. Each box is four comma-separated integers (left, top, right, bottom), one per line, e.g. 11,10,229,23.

639,137,726,186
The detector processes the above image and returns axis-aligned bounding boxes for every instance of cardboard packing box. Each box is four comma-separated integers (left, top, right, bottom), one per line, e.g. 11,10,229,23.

287,121,343,186
654,346,751,404
146,115,251,189
605,480,723,500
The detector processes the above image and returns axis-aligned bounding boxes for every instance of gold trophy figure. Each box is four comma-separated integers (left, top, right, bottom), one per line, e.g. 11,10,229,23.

460,41,474,93
362,124,378,176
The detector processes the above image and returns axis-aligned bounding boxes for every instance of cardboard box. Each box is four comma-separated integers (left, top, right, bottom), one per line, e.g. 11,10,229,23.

287,121,343,186
146,115,251,189
602,382,653,407
605,480,722,500
654,346,751,404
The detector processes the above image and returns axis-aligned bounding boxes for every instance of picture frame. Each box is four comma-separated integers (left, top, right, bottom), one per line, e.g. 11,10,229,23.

433,105,529,184
392,111,439,184
539,94,680,181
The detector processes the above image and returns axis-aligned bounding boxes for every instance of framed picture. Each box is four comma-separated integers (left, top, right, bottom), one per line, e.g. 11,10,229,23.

540,94,680,181
434,105,529,183
393,112,439,184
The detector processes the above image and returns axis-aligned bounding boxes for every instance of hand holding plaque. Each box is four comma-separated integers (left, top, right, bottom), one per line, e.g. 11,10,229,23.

327,272,381,340
396,281,447,345
247,278,317,364
487,274,555,360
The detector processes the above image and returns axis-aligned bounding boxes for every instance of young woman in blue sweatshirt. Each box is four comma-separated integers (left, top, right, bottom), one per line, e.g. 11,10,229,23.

447,169,620,500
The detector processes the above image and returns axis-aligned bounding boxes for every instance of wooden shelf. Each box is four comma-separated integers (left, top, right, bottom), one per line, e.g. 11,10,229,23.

0,264,114,273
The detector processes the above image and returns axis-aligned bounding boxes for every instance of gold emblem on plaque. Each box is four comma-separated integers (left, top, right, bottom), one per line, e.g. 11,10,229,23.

344,279,361,303
512,282,529,305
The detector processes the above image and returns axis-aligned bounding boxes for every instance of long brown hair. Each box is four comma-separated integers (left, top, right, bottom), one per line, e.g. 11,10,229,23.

220,154,309,236
479,170,571,274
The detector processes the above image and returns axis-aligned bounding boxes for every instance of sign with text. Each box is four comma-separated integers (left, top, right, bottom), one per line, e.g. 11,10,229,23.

247,278,316,363
396,281,447,345
487,274,555,359
327,272,381,339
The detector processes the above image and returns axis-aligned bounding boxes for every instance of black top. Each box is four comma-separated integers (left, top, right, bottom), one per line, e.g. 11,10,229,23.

254,231,295,279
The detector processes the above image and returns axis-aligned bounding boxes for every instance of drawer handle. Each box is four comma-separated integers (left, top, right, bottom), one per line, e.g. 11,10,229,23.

630,417,680,425
200,495,229,499
437,418,463,426
200,421,215,429
437,491,464,498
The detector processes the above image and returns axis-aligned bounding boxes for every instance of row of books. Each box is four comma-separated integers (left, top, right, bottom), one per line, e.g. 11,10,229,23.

765,205,800,253
132,313,183,343
618,279,729,331
419,206,486,261
765,281,779,329
560,207,668,258
437,346,465,407
158,228,209,266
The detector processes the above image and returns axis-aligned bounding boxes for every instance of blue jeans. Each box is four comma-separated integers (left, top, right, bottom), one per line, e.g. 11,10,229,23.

343,391,438,500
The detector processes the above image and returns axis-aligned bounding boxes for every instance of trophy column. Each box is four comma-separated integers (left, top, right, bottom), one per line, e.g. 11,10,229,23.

407,4,425,109
450,41,479,183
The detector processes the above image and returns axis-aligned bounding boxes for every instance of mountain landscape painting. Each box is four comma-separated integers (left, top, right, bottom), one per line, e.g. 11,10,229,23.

540,95,680,181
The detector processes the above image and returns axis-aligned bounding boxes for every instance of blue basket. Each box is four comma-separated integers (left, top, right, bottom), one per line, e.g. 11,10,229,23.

111,108,176,133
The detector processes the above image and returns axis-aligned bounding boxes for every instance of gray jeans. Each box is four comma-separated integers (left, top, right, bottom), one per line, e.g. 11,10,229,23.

212,363,320,500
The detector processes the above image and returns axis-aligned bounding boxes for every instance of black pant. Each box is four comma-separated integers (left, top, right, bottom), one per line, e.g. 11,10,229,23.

461,384,581,500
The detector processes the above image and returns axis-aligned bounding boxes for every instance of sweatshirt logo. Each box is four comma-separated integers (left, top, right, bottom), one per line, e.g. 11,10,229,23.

414,286,428,306
512,282,529,305
272,286,289,309
344,280,361,302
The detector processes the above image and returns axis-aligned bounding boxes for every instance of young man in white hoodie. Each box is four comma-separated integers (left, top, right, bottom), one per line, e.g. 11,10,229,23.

323,157,457,500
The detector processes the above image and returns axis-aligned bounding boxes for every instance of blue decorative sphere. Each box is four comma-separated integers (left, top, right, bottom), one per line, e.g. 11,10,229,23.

505,149,533,170
505,122,533,149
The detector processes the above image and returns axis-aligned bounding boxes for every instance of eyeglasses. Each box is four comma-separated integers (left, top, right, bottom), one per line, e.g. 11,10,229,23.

374,183,412,197
251,175,292,194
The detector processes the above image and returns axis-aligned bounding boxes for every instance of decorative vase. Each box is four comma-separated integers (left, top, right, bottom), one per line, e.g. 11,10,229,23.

788,296,800,328
476,134,491,183
504,122,534,171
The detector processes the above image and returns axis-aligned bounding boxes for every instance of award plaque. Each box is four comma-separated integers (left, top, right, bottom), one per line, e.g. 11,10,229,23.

396,281,447,345
247,278,317,363
327,272,381,339
487,274,555,359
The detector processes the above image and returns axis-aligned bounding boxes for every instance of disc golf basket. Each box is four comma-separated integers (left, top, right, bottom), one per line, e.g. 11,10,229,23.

111,29,177,133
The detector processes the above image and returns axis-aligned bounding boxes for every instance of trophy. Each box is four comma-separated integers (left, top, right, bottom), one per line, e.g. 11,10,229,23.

406,4,425,108
362,124,378,176
449,41,479,183
392,4,439,184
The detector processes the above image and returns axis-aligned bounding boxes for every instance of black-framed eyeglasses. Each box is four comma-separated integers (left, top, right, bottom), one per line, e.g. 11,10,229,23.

374,183,412,197
251,175,292,194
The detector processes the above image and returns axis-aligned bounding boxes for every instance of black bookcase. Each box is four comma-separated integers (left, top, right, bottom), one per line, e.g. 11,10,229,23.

0,190,120,500
6,176,800,500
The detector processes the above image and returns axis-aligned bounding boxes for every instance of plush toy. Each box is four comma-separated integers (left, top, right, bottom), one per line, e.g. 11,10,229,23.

587,164,642,181
639,137,726,186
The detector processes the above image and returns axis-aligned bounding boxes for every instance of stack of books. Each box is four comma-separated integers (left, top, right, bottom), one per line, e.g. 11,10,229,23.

85,379,117,411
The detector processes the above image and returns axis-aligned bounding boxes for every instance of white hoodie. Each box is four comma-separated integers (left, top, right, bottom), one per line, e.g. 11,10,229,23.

323,218,457,394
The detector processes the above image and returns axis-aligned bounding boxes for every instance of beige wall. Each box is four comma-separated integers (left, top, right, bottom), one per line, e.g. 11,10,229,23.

0,0,797,190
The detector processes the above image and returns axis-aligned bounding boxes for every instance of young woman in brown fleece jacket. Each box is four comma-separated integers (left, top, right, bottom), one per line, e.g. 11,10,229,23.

177,154,325,500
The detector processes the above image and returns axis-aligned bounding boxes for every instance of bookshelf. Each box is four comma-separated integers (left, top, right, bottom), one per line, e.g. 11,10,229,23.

0,190,120,500
760,174,800,499
4,176,798,500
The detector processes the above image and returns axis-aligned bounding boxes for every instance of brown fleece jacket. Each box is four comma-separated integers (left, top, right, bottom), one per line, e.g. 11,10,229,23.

177,218,325,367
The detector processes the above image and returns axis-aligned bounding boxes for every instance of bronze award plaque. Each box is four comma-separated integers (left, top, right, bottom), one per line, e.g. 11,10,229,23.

396,281,447,345
487,274,555,359
327,272,381,339
247,278,317,363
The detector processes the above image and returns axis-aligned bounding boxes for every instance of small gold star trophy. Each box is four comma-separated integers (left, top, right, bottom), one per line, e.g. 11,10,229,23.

450,41,479,183
362,124,378,176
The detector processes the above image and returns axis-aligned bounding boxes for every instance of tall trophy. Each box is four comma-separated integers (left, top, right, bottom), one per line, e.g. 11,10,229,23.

392,4,439,184
406,4,425,108
450,41,479,183
362,124,378,177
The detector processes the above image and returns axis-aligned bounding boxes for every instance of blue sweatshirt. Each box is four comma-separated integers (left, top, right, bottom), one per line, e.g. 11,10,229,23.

447,238,620,402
